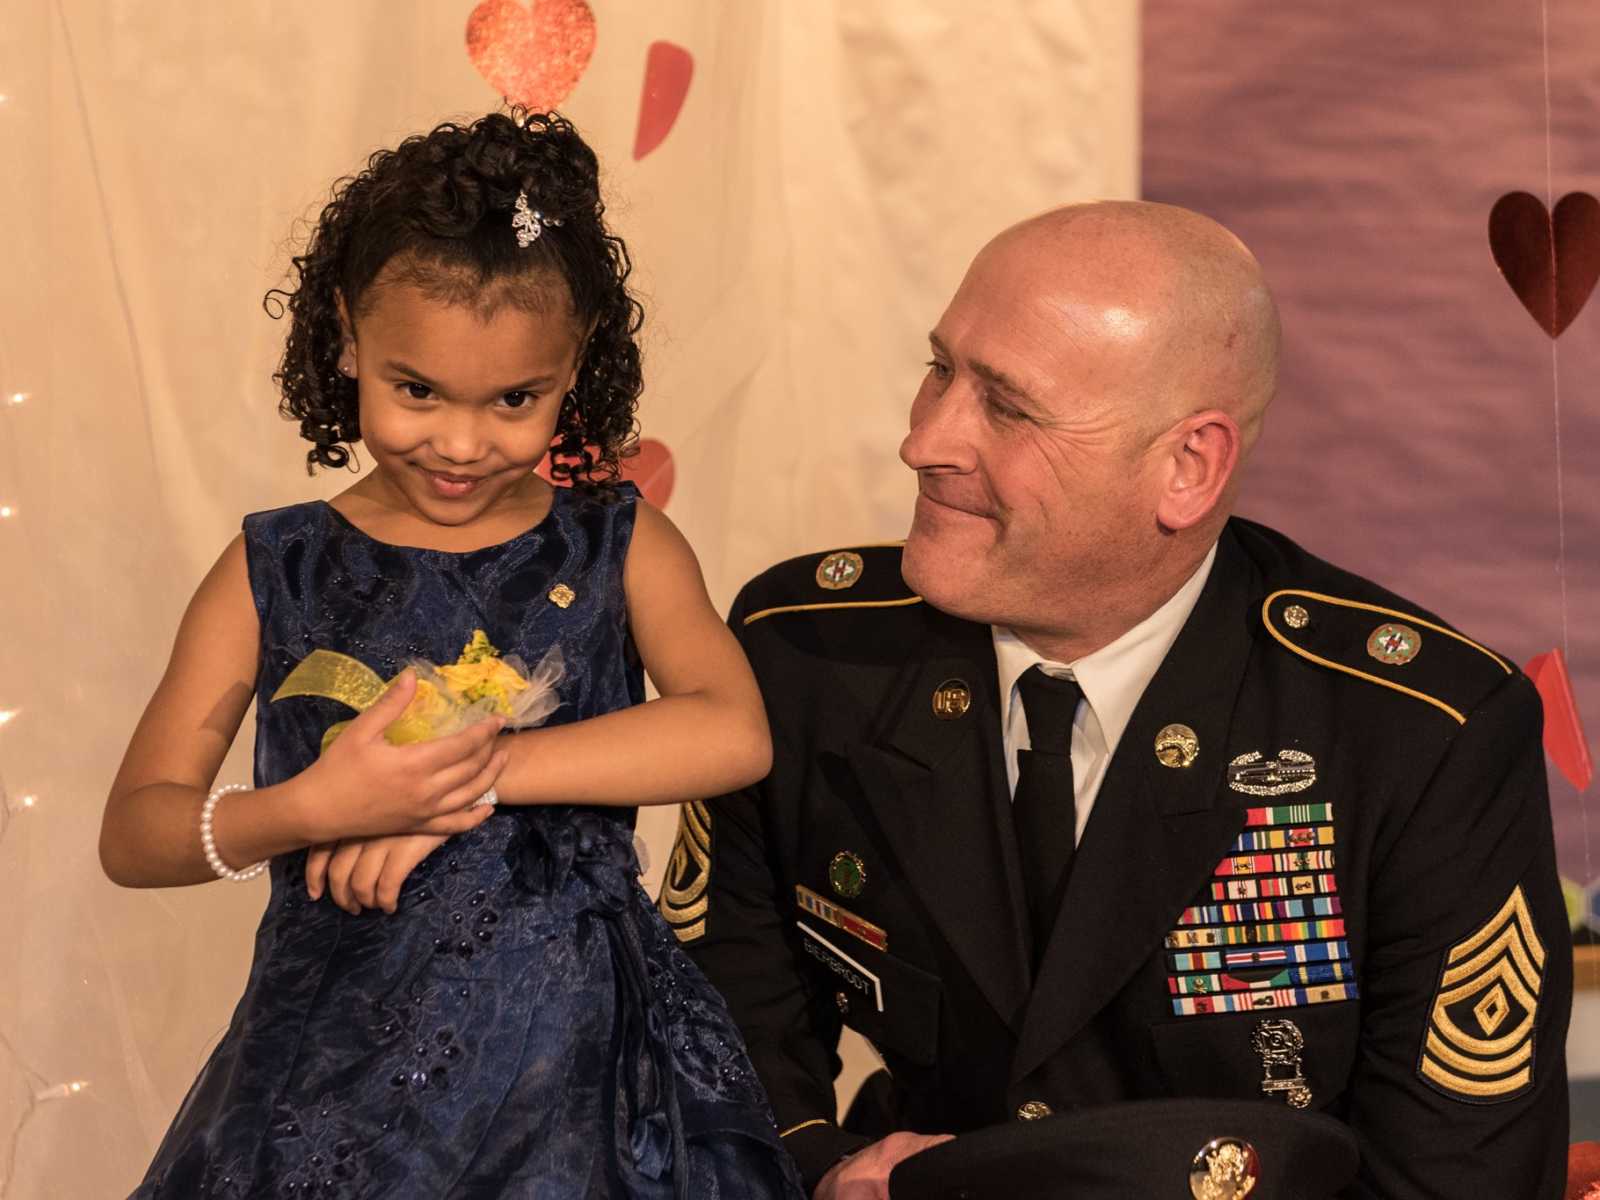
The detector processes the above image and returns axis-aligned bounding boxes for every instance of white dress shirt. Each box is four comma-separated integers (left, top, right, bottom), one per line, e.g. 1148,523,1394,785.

992,542,1218,846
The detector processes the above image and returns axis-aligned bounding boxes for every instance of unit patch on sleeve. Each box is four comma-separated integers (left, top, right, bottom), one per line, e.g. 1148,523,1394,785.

1165,802,1359,1016
1417,885,1546,1103
658,800,712,943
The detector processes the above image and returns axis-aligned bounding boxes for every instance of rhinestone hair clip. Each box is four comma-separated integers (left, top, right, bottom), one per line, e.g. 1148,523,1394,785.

512,190,562,247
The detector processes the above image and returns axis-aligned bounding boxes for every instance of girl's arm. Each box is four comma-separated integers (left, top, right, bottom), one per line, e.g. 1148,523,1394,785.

494,501,771,807
101,536,504,888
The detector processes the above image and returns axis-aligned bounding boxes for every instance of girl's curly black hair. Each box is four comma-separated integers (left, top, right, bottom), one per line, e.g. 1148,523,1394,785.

265,110,642,482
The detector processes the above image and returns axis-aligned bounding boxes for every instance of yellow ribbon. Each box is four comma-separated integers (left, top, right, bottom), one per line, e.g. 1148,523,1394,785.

270,650,443,753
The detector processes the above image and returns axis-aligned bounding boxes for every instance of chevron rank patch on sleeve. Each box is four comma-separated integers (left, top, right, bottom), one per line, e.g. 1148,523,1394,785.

658,799,712,943
1417,885,1546,1102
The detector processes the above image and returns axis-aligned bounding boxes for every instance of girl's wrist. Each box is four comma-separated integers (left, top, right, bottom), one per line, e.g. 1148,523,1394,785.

260,775,324,847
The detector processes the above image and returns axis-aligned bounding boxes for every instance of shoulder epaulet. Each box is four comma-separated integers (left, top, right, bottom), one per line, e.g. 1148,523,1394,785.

740,543,922,626
1261,589,1512,725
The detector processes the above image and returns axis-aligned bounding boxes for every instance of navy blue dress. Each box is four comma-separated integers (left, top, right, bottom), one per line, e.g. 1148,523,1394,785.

134,484,805,1199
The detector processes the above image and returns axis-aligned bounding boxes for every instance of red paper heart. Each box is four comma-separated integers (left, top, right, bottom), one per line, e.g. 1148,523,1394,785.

1488,191,1600,338
620,437,676,508
535,437,675,509
466,0,596,112
633,42,694,161
1526,648,1593,793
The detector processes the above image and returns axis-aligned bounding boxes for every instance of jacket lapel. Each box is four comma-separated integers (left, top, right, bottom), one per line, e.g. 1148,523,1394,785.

1011,529,1261,1081
845,608,1033,1030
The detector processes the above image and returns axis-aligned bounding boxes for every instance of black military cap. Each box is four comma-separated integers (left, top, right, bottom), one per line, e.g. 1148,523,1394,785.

889,1098,1359,1199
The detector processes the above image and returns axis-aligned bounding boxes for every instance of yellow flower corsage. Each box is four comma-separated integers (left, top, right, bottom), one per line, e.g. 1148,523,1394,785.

272,629,564,753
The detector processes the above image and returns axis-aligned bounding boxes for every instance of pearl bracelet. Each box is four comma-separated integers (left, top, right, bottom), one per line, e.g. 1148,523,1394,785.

201,784,268,882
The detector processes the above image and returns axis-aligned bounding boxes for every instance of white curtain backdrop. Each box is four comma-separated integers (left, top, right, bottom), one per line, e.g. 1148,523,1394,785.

0,2,1136,1193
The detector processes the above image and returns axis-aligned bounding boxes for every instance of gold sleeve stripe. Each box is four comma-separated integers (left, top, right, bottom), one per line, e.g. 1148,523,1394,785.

1419,1056,1532,1099
1261,590,1511,726
743,596,923,626
779,1118,831,1138
1446,886,1546,969
658,799,712,942
1417,885,1545,1101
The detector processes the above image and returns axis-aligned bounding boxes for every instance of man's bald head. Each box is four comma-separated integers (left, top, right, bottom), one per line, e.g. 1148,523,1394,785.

901,201,1283,659
984,201,1280,456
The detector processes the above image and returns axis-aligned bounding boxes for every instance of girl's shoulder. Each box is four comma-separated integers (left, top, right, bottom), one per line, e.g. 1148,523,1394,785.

241,499,330,546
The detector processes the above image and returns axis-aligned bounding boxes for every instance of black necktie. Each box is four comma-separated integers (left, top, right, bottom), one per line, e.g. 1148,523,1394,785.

1013,664,1083,962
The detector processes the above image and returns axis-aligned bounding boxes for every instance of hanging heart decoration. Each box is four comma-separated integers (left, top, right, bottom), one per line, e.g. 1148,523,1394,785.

466,0,597,112
1488,191,1600,338
634,41,695,160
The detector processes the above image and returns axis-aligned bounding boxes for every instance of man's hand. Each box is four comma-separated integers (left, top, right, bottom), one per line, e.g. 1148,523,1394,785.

814,1132,955,1200
307,832,450,914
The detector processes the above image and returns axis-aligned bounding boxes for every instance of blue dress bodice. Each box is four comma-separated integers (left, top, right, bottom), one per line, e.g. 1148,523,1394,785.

133,484,803,1200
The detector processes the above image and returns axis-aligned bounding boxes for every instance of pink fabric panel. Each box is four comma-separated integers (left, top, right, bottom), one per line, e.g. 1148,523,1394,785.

1144,2,1600,884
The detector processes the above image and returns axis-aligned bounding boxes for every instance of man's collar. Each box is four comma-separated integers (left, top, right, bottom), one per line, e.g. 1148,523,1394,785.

991,541,1219,750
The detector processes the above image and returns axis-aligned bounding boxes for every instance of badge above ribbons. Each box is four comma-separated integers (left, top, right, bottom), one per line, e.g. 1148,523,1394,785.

1418,885,1546,1102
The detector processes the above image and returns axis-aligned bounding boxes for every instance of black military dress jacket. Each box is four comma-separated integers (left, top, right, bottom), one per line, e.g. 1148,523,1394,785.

662,518,1570,1198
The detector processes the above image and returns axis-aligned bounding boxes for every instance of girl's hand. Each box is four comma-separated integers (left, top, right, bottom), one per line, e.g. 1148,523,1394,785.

301,671,509,841
307,832,453,915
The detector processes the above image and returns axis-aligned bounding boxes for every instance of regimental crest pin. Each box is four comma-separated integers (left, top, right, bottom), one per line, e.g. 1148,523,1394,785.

816,551,864,591
1367,622,1421,666
1228,749,1317,796
828,850,868,899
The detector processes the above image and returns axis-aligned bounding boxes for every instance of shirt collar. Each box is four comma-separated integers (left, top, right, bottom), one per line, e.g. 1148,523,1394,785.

992,541,1218,754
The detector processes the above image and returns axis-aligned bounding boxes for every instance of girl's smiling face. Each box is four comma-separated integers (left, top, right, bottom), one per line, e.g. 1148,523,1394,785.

340,267,584,528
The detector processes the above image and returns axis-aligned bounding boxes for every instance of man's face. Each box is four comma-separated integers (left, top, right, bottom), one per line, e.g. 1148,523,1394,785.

899,237,1167,633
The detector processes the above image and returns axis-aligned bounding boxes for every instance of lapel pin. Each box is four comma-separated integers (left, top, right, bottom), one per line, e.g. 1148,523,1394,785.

548,583,576,609
931,678,972,720
1155,723,1200,769
828,851,868,899
1228,749,1317,796
1366,622,1420,666
816,551,864,591
1251,1017,1312,1109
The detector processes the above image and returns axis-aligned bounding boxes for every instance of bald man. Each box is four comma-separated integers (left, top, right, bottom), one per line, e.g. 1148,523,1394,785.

661,203,1570,1198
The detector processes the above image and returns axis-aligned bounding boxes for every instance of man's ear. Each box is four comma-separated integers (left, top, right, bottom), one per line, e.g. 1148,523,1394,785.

1154,409,1240,532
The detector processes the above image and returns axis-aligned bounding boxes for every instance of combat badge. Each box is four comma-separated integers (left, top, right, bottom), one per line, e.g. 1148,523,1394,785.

1418,885,1545,1102
1189,1137,1259,1200
816,551,864,591
1251,1018,1312,1108
1228,750,1317,797
658,799,711,942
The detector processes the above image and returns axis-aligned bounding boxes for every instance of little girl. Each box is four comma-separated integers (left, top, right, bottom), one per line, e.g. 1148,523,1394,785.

103,111,805,1199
